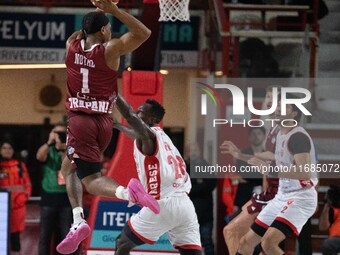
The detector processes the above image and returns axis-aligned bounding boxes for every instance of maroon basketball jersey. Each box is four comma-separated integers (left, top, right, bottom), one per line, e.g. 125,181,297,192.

65,39,118,114
265,124,280,189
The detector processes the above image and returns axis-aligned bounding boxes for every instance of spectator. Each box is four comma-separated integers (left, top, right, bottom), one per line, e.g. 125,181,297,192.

0,141,32,255
185,142,217,255
36,123,77,255
319,185,340,255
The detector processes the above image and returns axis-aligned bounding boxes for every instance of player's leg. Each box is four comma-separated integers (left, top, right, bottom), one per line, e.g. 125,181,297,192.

58,156,89,252
60,114,91,238
261,189,318,255
223,200,258,255
115,227,141,255
116,205,166,255
261,227,286,255
80,170,119,197
57,156,90,255
236,229,262,255
237,194,283,255
60,156,85,228
168,195,202,254
61,156,83,209
79,168,159,214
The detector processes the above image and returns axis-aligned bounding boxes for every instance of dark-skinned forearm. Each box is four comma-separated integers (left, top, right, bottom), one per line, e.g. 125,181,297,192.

116,95,146,133
116,95,135,120
114,123,137,139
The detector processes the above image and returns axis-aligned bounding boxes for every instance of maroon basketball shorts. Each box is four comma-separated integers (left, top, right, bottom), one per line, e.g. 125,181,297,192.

67,113,113,164
247,186,278,214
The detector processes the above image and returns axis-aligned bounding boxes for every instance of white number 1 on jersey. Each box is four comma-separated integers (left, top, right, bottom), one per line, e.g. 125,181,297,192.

80,68,90,93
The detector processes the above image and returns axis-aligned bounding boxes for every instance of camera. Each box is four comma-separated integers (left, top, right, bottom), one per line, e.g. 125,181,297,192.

55,131,67,144
327,185,340,208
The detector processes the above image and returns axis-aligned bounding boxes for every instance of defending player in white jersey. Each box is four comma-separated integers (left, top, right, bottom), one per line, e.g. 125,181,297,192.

235,95,318,255
113,95,202,255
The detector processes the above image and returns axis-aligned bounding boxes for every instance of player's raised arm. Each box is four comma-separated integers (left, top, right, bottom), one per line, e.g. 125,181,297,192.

220,140,261,162
115,95,156,155
113,119,137,139
91,0,151,56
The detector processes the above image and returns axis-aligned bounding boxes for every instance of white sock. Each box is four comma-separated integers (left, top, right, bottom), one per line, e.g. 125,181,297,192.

115,186,129,201
72,207,84,226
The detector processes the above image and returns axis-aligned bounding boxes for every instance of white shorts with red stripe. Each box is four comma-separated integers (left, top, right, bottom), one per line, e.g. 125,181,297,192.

128,193,201,250
255,187,317,236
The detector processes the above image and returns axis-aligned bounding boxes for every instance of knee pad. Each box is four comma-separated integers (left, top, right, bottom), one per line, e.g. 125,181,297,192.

178,248,202,255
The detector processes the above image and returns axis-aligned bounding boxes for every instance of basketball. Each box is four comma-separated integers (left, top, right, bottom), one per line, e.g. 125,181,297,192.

112,0,119,4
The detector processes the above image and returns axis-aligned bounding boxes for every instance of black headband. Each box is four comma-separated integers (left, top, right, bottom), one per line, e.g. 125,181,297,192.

82,11,109,35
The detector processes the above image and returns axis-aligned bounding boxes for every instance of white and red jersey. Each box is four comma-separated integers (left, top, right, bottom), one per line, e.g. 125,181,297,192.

275,126,318,193
133,127,191,200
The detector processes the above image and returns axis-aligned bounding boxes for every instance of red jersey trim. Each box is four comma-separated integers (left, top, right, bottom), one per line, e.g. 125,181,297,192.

127,220,156,244
173,244,202,251
143,154,161,200
299,179,314,188
255,218,270,229
275,216,299,236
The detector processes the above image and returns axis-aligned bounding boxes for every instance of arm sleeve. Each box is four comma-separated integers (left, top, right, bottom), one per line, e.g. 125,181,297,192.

288,132,311,155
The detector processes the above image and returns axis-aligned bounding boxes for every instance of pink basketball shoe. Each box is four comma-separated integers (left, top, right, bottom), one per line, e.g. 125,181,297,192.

128,178,160,214
56,220,91,254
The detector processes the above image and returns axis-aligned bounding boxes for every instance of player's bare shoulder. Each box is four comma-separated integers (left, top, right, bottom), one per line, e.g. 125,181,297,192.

103,39,122,70
104,39,122,56
66,31,84,52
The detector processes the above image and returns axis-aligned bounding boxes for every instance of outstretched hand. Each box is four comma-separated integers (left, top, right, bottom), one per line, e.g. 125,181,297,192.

220,141,241,159
91,0,117,13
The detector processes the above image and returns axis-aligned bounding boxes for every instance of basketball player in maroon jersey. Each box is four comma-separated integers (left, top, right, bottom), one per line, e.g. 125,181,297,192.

220,87,280,255
56,1,159,254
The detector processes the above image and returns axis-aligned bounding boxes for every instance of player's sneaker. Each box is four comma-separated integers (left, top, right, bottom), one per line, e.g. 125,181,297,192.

128,178,160,214
56,220,91,254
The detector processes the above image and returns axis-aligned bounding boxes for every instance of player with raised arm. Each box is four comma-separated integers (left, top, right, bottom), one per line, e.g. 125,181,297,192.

236,96,318,255
56,1,160,254
113,95,202,255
